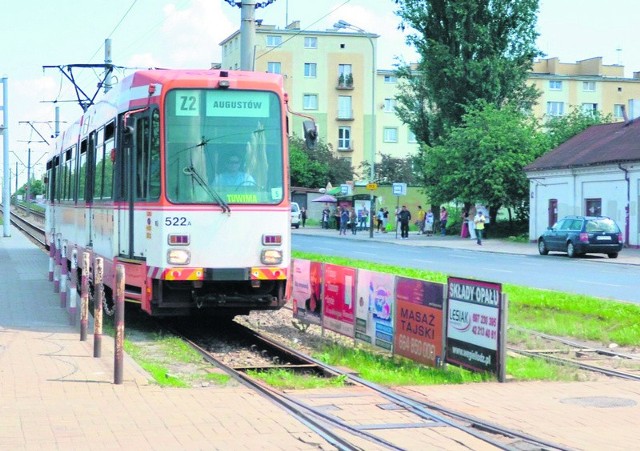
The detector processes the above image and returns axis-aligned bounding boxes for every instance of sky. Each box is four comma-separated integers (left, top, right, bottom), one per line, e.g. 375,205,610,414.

1,0,639,183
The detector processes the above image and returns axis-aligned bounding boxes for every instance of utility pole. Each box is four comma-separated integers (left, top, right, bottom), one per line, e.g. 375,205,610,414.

224,0,278,71
1,76,10,237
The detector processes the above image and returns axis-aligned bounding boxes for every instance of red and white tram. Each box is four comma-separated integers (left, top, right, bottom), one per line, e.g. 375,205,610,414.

45,69,310,316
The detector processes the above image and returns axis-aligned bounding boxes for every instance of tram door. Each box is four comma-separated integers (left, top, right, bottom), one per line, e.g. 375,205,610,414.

117,110,158,259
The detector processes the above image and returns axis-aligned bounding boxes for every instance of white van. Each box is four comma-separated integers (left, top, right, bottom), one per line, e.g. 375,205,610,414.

290,202,301,229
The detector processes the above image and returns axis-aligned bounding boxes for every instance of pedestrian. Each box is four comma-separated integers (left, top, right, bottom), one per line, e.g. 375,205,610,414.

301,207,307,228
474,209,486,245
339,207,349,235
425,210,434,236
376,208,384,232
333,207,341,231
382,208,389,233
350,207,358,235
398,205,411,239
467,205,477,240
416,205,426,235
321,207,330,229
460,209,469,238
440,207,448,236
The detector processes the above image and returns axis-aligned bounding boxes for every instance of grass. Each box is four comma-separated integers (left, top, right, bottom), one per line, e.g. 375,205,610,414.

99,250,640,388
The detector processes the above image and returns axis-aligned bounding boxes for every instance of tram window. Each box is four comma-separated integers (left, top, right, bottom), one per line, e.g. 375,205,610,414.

102,121,115,199
69,144,77,201
148,110,160,199
94,128,105,199
78,140,87,202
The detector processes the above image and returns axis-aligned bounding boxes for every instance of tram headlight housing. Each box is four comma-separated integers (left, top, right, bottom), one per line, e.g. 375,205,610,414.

261,249,282,265
167,249,191,265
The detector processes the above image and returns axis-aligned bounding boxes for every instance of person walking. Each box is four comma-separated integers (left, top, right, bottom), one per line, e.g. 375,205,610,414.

350,208,358,235
301,207,307,228
376,208,384,232
339,207,349,235
467,205,477,240
440,207,448,236
474,210,486,245
382,208,389,233
416,205,426,235
398,205,412,239
321,207,330,229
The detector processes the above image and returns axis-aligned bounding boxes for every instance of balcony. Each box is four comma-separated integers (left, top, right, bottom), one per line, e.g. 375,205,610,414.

336,74,354,90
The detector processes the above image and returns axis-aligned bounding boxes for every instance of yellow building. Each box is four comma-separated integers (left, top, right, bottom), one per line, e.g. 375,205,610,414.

220,21,419,177
529,57,640,121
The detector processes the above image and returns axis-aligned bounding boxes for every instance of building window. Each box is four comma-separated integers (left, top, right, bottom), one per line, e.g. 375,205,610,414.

583,81,596,92
304,63,317,78
546,101,564,117
614,104,625,119
338,127,351,150
383,127,398,143
581,103,598,115
549,80,562,90
304,37,317,49
585,198,602,216
338,64,352,76
266,35,282,47
408,130,417,143
267,62,281,74
338,96,352,119
303,94,318,110
384,75,397,83
383,98,396,112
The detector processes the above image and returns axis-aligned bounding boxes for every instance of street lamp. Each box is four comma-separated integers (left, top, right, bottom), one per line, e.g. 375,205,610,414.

334,20,376,238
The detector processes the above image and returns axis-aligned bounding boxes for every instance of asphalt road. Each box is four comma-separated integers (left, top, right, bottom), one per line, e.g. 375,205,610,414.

292,233,640,304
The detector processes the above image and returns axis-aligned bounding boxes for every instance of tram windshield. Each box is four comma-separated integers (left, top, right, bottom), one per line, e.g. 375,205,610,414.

164,89,285,205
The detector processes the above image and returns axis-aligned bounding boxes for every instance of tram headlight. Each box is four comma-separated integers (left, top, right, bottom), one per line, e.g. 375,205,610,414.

260,249,282,265
167,249,191,265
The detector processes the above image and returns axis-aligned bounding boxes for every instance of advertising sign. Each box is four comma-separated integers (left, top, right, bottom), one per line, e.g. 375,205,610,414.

322,264,356,337
445,277,502,375
355,270,396,351
291,259,323,326
394,277,444,367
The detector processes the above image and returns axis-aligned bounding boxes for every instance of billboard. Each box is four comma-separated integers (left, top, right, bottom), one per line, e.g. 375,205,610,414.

355,270,395,351
322,264,356,337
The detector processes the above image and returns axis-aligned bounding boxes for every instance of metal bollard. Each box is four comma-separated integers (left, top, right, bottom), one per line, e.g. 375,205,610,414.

93,258,103,358
80,252,90,342
68,248,78,326
114,264,125,385
60,240,68,308
53,234,61,293
48,230,56,282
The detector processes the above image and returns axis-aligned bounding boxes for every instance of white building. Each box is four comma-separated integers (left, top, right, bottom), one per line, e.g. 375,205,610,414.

525,120,640,247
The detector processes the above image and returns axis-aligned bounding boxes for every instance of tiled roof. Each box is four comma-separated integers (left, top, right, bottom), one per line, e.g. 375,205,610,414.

525,120,640,171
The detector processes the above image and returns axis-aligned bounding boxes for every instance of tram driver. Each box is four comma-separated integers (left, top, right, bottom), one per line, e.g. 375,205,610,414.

213,153,255,188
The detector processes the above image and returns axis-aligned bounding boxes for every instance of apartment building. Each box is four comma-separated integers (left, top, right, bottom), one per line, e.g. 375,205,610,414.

530,57,640,121
220,23,640,173
219,21,419,176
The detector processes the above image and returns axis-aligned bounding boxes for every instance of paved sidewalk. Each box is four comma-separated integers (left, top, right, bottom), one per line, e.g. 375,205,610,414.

293,225,640,265
2,227,639,450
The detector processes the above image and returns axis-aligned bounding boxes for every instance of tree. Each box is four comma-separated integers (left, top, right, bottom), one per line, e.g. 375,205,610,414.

421,101,547,222
289,135,354,188
543,107,612,149
393,0,541,145
359,153,419,185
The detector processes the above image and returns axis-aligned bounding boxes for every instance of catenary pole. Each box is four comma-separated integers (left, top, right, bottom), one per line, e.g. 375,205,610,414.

2,77,11,237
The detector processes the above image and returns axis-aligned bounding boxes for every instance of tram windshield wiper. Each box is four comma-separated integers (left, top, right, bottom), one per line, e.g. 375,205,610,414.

183,165,231,213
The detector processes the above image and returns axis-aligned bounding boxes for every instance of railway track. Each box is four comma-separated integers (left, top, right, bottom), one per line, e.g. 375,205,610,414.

508,326,640,381
1,207,46,248
174,320,568,451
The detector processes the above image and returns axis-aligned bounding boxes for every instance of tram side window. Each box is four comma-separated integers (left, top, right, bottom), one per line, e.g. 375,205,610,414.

102,121,115,199
134,110,160,201
69,144,77,201
78,140,87,201
63,148,73,200
94,128,105,200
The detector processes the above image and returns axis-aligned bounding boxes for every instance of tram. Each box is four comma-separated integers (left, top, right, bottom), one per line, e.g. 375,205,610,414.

45,69,314,316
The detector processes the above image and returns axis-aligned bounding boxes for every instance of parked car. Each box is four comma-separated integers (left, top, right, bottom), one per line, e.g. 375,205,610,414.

538,215,623,258
290,202,301,228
